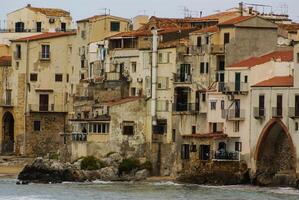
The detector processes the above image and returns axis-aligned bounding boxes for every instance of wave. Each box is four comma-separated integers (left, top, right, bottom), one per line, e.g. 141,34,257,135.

151,181,182,186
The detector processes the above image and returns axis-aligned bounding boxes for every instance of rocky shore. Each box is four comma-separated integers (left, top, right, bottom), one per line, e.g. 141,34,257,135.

18,153,150,184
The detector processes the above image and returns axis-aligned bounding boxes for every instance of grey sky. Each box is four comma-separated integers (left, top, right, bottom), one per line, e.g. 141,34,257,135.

1,0,299,23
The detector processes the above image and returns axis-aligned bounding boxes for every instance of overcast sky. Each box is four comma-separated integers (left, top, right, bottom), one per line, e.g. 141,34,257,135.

1,0,299,23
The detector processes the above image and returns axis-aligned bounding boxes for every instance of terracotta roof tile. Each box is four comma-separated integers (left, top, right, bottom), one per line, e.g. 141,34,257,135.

0,56,12,66
229,50,293,68
190,25,219,34
218,15,255,26
278,23,299,33
27,6,70,17
77,15,129,23
252,75,293,87
12,32,76,42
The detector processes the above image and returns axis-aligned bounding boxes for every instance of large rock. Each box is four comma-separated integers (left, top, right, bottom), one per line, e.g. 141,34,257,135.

134,169,149,181
99,167,118,181
18,158,86,183
102,153,123,167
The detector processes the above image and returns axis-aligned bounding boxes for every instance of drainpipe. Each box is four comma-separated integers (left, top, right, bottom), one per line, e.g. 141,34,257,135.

23,40,30,155
151,29,158,126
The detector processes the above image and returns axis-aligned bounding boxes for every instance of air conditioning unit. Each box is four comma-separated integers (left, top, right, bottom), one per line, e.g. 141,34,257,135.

49,18,55,24
137,77,143,83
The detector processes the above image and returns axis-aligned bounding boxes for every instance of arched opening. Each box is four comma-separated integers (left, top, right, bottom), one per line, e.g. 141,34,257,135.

255,119,296,184
2,112,14,153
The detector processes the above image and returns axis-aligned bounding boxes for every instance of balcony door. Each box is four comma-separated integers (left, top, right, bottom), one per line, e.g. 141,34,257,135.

235,72,241,91
259,95,265,116
180,64,191,82
235,99,240,118
277,95,282,117
39,94,49,111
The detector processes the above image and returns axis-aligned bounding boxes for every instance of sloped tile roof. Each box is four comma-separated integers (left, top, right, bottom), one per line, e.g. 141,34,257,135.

252,75,293,87
0,56,12,66
12,32,76,42
218,15,255,26
103,96,144,106
229,50,293,68
77,15,130,23
27,6,70,17
190,25,219,34
278,23,299,33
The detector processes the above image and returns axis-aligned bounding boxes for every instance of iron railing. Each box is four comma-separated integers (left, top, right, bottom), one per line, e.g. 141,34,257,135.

173,73,192,83
222,109,245,120
28,104,67,112
210,44,225,54
253,107,265,118
272,107,283,118
173,103,200,112
214,151,240,160
289,107,299,118
218,82,249,92
39,52,51,61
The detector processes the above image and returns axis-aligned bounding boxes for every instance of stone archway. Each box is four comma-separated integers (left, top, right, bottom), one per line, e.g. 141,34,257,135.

2,112,14,153
254,119,297,186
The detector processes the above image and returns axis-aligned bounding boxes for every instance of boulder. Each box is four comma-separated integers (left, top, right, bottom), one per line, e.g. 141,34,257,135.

134,169,149,181
100,166,118,181
18,158,86,183
102,153,123,167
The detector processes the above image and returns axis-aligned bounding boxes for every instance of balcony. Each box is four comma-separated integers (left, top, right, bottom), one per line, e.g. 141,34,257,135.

105,72,121,81
272,107,283,118
222,109,245,121
189,45,208,55
210,44,225,54
28,104,67,112
213,151,240,161
0,99,13,107
174,73,192,84
289,107,299,118
253,107,265,119
39,52,51,61
71,132,87,142
218,82,249,93
173,103,199,113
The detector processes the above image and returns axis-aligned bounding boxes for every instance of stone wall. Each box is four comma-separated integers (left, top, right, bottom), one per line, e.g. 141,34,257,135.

25,112,67,157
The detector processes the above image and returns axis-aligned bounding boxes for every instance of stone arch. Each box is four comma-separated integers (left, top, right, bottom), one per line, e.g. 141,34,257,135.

254,119,296,181
2,111,14,153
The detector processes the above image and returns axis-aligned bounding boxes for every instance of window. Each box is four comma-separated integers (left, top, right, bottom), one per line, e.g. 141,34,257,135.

192,126,196,134
110,21,120,32
205,36,209,44
66,74,69,82
158,52,170,63
122,121,135,135
210,101,216,110
81,59,85,68
16,61,19,70
244,75,248,83
61,22,66,32
131,87,136,96
234,121,240,132
295,95,299,117
202,93,206,102
36,22,42,32
5,90,12,105
157,77,169,89
172,129,176,142
191,144,197,152
181,144,190,160
80,73,85,80
55,74,63,82
197,36,202,47
131,62,137,73
235,142,242,152
259,95,265,116
205,63,209,73
30,73,38,82
81,30,86,39
153,120,167,134
15,45,21,59
200,62,205,73
276,94,283,117
15,22,25,32
221,100,225,110
41,45,50,59
295,122,299,131
297,53,299,63
34,121,41,131
89,123,109,134
224,33,230,44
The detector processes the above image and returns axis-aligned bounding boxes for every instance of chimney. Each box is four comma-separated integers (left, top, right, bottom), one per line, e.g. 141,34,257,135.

239,2,243,16
27,4,31,7
200,11,203,18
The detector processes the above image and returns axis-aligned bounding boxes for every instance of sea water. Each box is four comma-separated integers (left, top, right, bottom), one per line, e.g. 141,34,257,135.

0,179,299,200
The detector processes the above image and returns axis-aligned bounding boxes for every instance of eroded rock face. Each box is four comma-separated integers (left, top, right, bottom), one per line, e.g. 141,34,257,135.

18,158,86,183
135,169,149,181
102,153,123,167
99,167,118,181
